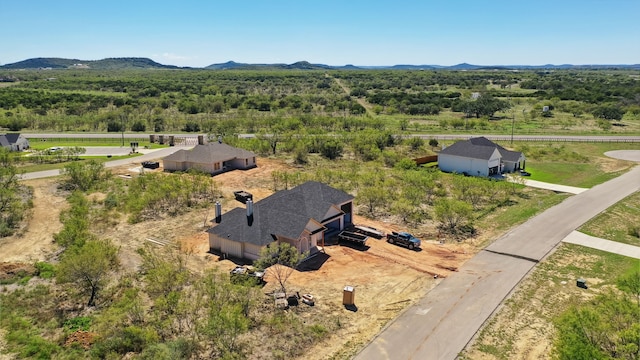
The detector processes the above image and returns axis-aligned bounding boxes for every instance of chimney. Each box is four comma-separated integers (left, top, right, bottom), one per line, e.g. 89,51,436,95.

215,201,222,223
246,199,254,226
218,135,223,144
246,199,253,217
198,135,204,145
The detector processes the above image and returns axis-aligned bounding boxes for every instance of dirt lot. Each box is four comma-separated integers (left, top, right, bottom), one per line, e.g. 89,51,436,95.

1,157,474,359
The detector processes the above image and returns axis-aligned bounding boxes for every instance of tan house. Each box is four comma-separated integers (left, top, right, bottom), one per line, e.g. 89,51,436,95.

162,142,256,175
207,181,354,261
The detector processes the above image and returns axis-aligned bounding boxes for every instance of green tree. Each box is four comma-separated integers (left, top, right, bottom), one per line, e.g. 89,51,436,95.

553,292,639,360
53,191,93,248
0,148,26,237
593,104,624,121
319,139,344,160
434,198,473,233
254,242,307,296
358,186,388,215
617,268,640,305
131,120,146,132
57,240,119,306
61,159,109,191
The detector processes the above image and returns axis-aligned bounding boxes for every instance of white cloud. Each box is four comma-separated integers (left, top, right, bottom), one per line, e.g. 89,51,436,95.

159,52,190,61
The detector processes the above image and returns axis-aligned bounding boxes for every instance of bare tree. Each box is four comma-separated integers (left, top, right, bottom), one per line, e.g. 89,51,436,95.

254,242,307,295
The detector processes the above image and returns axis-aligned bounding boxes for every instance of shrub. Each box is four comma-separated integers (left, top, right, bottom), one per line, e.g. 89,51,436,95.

64,316,92,332
35,262,55,279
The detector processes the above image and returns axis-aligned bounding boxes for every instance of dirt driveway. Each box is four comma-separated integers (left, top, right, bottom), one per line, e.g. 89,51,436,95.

0,178,67,263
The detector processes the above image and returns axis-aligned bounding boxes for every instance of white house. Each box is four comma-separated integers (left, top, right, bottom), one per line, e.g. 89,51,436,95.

0,133,30,152
207,181,354,261
162,142,256,175
438,137,525,177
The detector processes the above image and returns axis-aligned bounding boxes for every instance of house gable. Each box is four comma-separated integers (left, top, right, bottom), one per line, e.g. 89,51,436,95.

0,133,29,151
439,137,524,176
162,142,256,174
208,181,354,258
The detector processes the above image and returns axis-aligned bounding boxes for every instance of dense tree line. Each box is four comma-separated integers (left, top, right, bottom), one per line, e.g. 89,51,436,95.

1,68,637,134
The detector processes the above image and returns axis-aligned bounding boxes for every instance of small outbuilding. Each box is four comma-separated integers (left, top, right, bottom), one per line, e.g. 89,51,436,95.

0,133,30,151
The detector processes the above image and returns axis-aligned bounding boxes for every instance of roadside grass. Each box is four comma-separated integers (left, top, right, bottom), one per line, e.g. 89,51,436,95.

27,139,163,150
579,191,640,246
474,188,570,248
525,163,628,188
461,244,638,360
507,142,638,187
16,154,143,173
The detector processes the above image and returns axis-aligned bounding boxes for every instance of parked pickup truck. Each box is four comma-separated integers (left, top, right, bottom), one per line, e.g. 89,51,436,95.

386,231,421,250
338,230,369,247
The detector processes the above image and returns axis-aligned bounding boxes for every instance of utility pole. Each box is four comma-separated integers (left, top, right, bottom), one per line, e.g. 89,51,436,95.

120,113,125,147
511,110,515,144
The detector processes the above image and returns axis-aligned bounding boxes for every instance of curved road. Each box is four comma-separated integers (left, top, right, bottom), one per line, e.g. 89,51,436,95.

18,146,190,181
355,165,640,360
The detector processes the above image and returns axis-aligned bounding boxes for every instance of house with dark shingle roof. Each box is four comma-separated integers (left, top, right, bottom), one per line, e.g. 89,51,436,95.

0,133,30,152
162,142,256,175
438,137,525,177
207,181,354,260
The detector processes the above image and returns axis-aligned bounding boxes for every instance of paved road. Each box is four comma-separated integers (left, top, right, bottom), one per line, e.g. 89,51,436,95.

563,231,640,259
354,165,640,360
18,146,190,181
22,133,203,139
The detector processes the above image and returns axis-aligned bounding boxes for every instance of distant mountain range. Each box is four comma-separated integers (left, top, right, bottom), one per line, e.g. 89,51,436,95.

2,57,639,71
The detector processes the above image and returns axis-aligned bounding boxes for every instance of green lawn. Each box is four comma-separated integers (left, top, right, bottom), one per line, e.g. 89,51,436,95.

525,163,628,188
508,142,638,188
27,139,163,150
17,154,143,173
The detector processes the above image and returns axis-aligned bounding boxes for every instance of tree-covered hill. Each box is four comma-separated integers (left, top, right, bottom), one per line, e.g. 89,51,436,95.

1,57,180,70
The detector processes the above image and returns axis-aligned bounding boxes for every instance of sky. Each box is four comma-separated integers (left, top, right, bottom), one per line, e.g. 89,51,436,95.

2,0,639,67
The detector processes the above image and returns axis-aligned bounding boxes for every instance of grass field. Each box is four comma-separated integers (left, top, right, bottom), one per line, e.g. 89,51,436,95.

461,244,638,359
505,142,638,187
16,154,143,173
26,138,161,150
579,191,640,246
